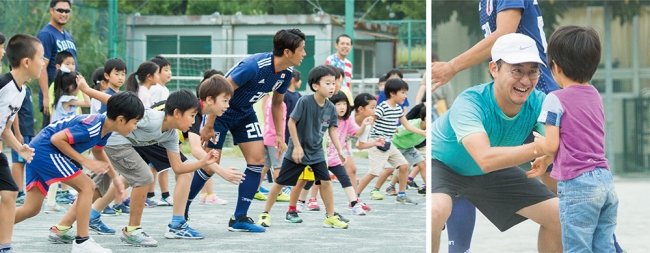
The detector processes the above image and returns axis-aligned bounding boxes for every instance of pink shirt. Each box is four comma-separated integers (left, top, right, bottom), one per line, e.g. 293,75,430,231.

327,117,359,166
263,96,287,146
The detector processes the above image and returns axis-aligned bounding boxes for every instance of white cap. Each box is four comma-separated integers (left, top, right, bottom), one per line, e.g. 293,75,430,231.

491,33,546,67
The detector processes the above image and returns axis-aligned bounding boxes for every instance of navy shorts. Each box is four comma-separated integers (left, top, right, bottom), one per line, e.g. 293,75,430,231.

206,113,263,150
134,144,187,173
11,136,32,163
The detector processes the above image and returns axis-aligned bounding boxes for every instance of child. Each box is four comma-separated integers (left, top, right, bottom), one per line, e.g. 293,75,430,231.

256,93,290,202
384,106,427,196
529,25,618,252
48,51,85,119
15,91,144,253
257,65,348,229
0,34,42,253
0,33,5,70
147,55,173,206
126,61,159,108
99,58,127,114
89,67,108,114
376,75,387,100
283,69,301,143
51,67,91,121
356,78,425,204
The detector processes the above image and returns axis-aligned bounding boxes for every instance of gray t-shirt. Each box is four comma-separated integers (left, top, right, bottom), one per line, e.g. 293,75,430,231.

106,108,180,153
285,95,338,164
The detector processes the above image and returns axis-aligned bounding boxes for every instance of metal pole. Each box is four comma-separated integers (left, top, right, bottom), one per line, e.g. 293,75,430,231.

345,0,354,66
632,16,639,95
407,21,412,68
604,2,615,171
108,0,117,58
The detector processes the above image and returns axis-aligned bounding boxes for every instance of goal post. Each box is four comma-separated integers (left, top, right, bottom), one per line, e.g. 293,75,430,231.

160,54,250,91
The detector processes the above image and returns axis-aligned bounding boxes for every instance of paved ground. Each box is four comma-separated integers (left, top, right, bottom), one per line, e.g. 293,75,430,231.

437,176,650,252
9,154,426,252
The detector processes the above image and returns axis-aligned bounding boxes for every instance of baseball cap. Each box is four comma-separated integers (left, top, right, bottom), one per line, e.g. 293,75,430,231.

491,33,546,67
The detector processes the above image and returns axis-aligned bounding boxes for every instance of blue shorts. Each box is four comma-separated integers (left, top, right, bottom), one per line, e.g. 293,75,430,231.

25,151,82,196
11,136,32,163
206,113,263,150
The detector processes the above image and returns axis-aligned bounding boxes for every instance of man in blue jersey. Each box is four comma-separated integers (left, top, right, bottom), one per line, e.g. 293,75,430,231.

37,0,77,128
430,33,562,253
192,28,306,232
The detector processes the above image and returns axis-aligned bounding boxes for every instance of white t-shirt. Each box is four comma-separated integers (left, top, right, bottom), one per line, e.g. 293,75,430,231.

90,98,102,114
150,83,170,103
138,86,154,108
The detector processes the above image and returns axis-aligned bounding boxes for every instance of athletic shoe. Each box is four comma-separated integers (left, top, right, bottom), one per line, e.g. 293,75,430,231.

121,227,158,247
0,248,15,253
285,211,303,223
145,198,158,208
282,186,292,195
184,210,190,222
407,180,419,189
55,191,69,204
334,212,350,223
204,194,228,205
259,186,269,194
101,205,117,216
350,203,367,216
112,203,130,214
330,173,339,183
197,194,207,203
369,189,384,200
307,198,320,211
164,221,205,239
89,217,116,235
228,215,266,232
395,195,418,205
44,203,68,213
65,191,77,204
418,186,426,195
71,237,112,253
123,197,131,207
348,199,371,211
253,191,267,201
276,192,290,202
385,186,397,196
48,225,75,244
323,215,348,229
158,196,173,206
296,201,306,213
257,212,271,227
15,193,25,206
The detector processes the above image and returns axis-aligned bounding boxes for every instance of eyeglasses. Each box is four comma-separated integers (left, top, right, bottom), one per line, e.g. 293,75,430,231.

503,65,541,80
53,7,71,14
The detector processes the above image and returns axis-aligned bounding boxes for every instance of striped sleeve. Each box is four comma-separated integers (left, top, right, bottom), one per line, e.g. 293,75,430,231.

537,93,563,127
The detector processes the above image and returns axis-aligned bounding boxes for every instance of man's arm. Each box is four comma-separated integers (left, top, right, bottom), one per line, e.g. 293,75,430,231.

462,132,540,173
39,59,51,115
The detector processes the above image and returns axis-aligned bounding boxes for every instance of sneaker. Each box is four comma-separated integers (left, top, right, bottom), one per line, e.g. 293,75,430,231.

259,186,269,194
282,186,292,195
204,194,228,205
15,193,25,206
158,196,173,206
257,213,271,227
112,203,130,214
89,217,116,235
348,199,371,211
418,186,426,195
330,173,339,183
66,191,77,204
48,225,75,244
56,191,69,204
121,227,158,247
0,248,15,253
307,198,320,211
228,215,266,232
276,192,290,202
385,186,397,196
407,180,419,189
323,215,348,229
101,205,117,216
285,211,303,223
145,198,158,208
369,189,384,200
296,201,306,213
197,194,207,203
44,203,68,213
164,221,205,239
254,191,267,201
350,203,367,216
334,212,350,223
395,195,418,205
71,237,112,253
123,197,130,207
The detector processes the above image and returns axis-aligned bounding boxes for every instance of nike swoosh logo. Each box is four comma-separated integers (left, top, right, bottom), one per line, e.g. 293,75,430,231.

520,46,532,50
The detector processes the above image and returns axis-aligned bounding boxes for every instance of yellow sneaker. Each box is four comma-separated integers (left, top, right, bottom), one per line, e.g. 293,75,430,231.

254,191,267,201
370,189,384,200
323,215,348,229
276,192,290,202
258,212,271,227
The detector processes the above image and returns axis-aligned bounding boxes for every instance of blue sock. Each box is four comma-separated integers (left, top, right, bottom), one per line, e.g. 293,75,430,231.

90,208,101,220
234,165,262,219
447,197,476,253
398,191,405,197
185,168,211,214
170,215,185,227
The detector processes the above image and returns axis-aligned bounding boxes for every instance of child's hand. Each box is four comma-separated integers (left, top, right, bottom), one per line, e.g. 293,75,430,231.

532,131,545,155
76,75,90,91
362,116,374,126
526,156,551,178
292,146,304,164
83,159,110,175
112,179,125,202
216,167,246,185
339,153,347,165
374,138,386,147
203,149,221,164
18,144,35,164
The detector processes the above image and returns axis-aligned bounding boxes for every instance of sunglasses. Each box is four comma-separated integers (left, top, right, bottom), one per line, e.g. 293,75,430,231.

53,7,71,14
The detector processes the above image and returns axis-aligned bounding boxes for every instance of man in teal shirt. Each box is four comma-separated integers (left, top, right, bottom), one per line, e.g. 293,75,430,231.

430,33,561,252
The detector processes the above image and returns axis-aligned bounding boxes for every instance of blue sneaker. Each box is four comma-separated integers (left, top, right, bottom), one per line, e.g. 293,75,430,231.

89,217,116,235
15,192,25,206
228,215,266,232
113,203,130,214
56,191,71,204
259,186,269,194
65,191,76,203
123,197,130,207
164,221,205,239
282,186,292,195
145,198,158,208
101,205,117,216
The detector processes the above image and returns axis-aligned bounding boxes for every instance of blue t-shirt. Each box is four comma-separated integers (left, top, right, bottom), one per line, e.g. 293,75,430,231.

15,86,34,137
36,24,77,110
99,88,117,114
283,90,301,143
479,0,558,94
430,82,546,176
223,52,292,121
31,114,111,155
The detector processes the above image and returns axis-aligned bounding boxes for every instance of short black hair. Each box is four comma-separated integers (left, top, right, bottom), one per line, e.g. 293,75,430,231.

150,55,171,72
0,33,5,45
384,78,409,99
386,68,403,79
353,93,376,112
104,58,127,75
165,89,200,116
198,69,225,96
336,34,352,44
106,91,145,121
50,0,71,8
330,91,352,120
55,51,74,65
6,34,42,69
547,25,601,83
419,105,426,120
292,69,301,81
307,65,336,92
378,75,388,83
91,67,106,89
126,61,158,94
52,70,78,109
272,28,306,57
324,64,343,79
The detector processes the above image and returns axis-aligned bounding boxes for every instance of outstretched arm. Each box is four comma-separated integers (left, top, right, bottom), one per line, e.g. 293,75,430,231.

463,132,540,173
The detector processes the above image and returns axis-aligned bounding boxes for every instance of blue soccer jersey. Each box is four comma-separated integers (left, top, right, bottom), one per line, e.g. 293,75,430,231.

222,52,293,121
479,0,559,94
31,114,111,154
